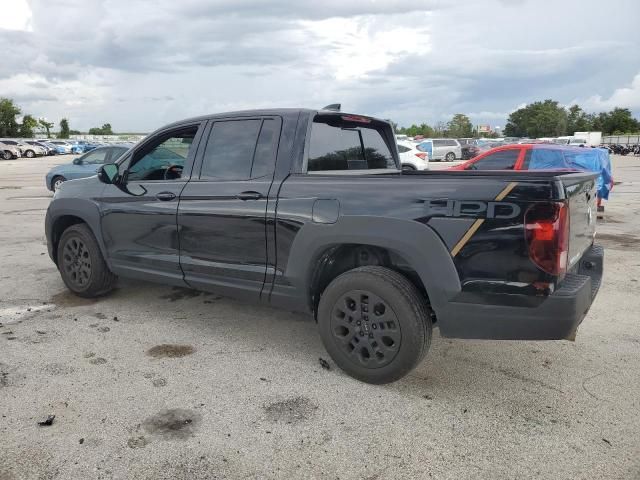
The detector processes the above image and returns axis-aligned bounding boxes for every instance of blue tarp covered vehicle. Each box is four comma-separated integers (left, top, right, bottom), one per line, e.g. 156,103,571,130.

528,146,613,200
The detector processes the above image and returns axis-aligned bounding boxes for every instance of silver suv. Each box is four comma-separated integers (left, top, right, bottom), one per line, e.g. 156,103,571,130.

0,141,21,160
0,139,46,158
416,138,462,162
431,138,462,161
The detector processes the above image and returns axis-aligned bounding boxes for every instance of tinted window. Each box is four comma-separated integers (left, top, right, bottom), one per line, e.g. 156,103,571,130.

307,119,395,171
446,140,458,146
128,127,197,181
433,140,445,146
397,145,411,153
468,150,520,170
201,120,261,180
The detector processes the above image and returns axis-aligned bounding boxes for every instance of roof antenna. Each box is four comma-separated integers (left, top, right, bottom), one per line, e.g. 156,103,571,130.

322,103,341,112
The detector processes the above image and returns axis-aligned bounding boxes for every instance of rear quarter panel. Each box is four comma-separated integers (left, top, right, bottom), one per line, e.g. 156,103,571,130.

272,172,565,321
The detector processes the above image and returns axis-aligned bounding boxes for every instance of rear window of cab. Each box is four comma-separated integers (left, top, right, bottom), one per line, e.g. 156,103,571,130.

307,116,397,172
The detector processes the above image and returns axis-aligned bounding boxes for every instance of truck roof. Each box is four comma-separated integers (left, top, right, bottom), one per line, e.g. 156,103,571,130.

158,108,385,131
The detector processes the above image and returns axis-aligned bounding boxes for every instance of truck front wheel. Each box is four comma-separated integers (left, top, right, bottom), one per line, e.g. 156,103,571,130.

57,224,117,298
317,266,432,384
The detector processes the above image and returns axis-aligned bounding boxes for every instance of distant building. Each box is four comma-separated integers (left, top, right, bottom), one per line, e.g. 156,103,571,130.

69,134,147,142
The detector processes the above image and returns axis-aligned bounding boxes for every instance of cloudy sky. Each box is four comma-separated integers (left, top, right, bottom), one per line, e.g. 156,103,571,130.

1,0,639,132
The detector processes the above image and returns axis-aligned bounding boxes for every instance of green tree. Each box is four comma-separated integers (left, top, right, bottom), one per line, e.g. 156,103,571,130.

399,123,434,138
446,113,474,138
504,100,567,137
566,105,593,134
433,121,447,137
600,107,640,134
0,98,21,137
38,118,54,138
88,123,114,135
59,118,70,139
19,114,39,137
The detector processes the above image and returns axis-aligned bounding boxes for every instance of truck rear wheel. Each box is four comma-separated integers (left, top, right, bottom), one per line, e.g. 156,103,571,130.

57,224,117,298
317,266,432,384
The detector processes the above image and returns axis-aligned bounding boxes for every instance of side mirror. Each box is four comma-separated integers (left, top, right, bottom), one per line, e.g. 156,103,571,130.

73,158,83,165
99,164,120,184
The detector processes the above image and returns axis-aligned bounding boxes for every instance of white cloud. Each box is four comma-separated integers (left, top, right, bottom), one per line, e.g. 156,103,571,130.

0,0,638,131
0,0,32,31
301,15,431,80
579,73,640,111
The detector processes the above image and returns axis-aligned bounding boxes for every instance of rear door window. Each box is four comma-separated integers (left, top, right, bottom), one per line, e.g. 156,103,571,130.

307,117,396,171
200,118,280,180
467,149,520,170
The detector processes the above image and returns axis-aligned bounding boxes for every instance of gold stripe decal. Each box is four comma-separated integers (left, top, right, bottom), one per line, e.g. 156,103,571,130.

450,182,518,257
494,181,518,201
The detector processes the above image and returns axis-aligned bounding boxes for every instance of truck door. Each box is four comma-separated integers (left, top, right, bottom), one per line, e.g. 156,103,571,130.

177,116,281,300
99,124,204,284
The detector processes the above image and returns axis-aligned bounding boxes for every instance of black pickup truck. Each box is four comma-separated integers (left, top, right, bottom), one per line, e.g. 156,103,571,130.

45,108,603,383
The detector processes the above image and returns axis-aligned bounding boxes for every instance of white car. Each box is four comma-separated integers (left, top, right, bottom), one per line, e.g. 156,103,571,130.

397,140,429,171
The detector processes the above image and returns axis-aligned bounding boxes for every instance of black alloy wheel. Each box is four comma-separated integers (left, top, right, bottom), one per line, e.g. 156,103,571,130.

331,290,402,368
61,236,92,289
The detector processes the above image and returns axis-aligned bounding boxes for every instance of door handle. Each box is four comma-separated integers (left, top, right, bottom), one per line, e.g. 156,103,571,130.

156,191,176,201
236,191,263,201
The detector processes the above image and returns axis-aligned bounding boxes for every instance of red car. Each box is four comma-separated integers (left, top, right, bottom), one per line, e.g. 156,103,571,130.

449,143,613,208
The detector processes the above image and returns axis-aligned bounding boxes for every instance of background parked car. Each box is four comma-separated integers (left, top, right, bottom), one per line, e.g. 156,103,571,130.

0,141,21,160
417,138,462,161
69,140,98,154
397,140,429,170
449,143,613,203
45,144,130,191
0,139,44,158
457,138,481,159
48,140,73,154
24,140,55,156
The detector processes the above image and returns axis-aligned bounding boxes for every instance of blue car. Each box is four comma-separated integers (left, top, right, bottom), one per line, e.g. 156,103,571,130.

70,140,100,154
46,144,130,191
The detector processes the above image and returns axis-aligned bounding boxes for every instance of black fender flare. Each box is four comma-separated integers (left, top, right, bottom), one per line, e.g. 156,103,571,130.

283,216,461,316
46,198,110,267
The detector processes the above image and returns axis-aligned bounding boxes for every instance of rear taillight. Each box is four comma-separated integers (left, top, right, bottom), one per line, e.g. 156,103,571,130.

525,202,569,278
415,152,427,160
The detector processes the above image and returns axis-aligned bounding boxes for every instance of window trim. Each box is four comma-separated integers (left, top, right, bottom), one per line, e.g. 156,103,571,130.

121,122,204,183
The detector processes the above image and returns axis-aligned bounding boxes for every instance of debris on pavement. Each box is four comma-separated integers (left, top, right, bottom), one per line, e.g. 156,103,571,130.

38,415,55,426
318,358,331,370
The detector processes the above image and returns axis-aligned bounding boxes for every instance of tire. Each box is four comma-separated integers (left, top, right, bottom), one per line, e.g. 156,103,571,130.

445,152,456,161
401,164,415,171
57,223,117,298
317,266,432,384
2,151,11,160
51,176,66,192
25,150,35,158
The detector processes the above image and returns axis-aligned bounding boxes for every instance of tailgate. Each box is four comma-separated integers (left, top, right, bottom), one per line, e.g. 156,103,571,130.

560,172,598,268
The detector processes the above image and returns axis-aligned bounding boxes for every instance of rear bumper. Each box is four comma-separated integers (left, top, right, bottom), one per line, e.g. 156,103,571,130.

438,244,603,340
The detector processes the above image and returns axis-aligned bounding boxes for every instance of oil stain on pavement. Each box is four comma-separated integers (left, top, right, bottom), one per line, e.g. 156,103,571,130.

141,408,201,440
146,344,195,358
263,396,318,424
